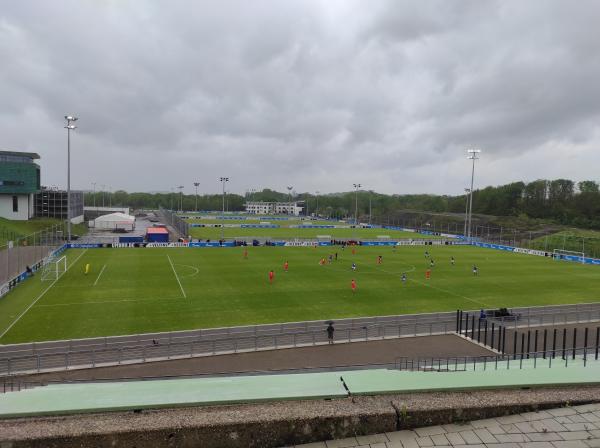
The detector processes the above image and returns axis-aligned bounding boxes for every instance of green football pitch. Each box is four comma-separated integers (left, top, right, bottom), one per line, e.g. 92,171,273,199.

1,245,599,343
187,218,436,240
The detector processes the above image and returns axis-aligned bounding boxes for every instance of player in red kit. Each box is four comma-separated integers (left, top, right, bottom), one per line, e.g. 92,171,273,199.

351,279,357,293
425,269,431,280
269,270,274,284
283,261,289,272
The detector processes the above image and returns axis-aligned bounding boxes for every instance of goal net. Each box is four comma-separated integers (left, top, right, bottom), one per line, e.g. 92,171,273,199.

553,249,585,264
41,255,67,281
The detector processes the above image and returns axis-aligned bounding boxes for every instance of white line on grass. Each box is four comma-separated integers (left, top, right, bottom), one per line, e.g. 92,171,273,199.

175,263,199,279
0,249,88,339
408,278,490,308
167,254,187,299
93,264,107,286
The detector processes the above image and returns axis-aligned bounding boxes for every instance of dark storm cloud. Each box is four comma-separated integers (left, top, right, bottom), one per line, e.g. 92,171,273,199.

1,0,600,195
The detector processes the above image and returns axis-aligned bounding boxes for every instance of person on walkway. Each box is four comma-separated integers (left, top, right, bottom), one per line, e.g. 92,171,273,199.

326,322,335,344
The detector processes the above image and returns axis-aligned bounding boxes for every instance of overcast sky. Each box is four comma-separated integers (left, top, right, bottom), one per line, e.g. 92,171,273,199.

2,1,600,196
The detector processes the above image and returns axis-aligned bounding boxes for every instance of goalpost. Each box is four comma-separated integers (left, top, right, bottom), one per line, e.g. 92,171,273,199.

41,255,67,281
553,249,585,264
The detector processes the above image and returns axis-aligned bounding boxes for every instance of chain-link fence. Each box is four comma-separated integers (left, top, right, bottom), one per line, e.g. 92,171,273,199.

157,207,189,239
0,225,65,296
368,213,600,258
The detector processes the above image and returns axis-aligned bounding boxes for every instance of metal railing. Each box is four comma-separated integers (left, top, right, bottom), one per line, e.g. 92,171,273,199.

396,346,600,372
2,303,600,377
0,320,454,376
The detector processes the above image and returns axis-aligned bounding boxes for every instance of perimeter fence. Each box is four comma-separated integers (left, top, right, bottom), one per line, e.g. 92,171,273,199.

158,207,189,239
0,224,65,297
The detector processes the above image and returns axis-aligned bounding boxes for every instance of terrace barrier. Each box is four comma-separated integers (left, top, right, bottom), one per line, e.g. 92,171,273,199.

396,347,600,372
2,302,600,376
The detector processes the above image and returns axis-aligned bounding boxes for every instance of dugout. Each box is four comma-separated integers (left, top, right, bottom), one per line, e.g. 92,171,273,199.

146,227,169,243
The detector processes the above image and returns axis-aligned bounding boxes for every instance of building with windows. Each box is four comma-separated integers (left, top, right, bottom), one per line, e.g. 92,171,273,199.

0,150,41,220
245,201,304,216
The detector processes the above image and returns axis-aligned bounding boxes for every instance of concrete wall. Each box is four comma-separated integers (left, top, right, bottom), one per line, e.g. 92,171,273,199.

0,193,32,220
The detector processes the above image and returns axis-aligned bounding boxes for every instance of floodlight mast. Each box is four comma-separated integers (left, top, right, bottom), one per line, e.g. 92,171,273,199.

287,186,293,215
466,149,481,241
353,183,361,225
463,188,470,237
220,177,229,240
177,186,184,212
194,182,200,212
64,116,78,243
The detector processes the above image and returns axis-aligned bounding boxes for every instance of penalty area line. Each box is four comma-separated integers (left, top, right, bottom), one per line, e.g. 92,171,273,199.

93,264,107,286
0,249,88,340
167,254,187,299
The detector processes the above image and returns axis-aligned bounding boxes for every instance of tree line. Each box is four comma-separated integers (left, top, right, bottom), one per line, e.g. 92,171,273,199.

84,179,600,230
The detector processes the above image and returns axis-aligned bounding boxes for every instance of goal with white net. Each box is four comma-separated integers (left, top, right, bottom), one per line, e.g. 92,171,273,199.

41,255,67,281
553,249,585,264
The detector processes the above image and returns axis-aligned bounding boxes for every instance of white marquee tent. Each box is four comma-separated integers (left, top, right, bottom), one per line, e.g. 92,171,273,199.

91,212,135,231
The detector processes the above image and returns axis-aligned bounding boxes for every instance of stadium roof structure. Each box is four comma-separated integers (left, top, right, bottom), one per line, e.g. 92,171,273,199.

0,150,40,159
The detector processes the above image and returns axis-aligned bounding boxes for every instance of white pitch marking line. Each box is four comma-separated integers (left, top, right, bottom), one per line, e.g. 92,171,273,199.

93,264,107,286
167,254,187,299
0,249,88,339
408,278,490,308
175,263,199,279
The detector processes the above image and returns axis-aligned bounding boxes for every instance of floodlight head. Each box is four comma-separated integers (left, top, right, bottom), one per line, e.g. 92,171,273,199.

65,116,78,122
467,149,481,154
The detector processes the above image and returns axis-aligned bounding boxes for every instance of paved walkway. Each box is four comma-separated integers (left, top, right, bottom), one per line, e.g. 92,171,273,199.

17,333,492,382
290,403,600,448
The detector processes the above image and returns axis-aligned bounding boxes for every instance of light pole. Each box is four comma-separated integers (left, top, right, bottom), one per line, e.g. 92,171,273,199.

220,177,229,240
315,191,320,217
463,188,470,237
466,149,481,241
170,187,174,211
64,116,78,243
177,186,184,212
287,186,293,215
101,184,106,207
108,185,112,208
92,182,96,208
353,183,361,225
194,182,200,213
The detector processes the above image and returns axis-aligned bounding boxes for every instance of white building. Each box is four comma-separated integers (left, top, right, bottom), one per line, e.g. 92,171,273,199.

245,201,304,216
0,151,41,220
